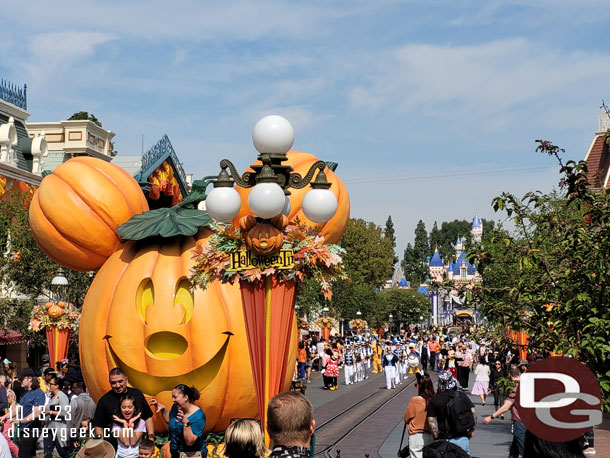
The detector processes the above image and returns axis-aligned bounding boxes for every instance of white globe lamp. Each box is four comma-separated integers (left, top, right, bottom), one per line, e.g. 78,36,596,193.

302,188,338,223
248,182,286,219
281,196,292,216
205,186,242,222
252,115,294,155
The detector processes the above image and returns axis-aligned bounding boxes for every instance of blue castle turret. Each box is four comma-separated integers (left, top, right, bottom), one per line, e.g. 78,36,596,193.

471,211,483,243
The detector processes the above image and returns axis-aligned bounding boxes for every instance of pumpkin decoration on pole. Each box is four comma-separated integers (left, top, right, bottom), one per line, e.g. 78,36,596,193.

30,301,79,368
198,115,349,440
350,318,367,335
316,316,336,342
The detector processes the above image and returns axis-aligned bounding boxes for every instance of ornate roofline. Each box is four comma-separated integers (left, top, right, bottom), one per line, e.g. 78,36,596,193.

135,135,188,197
0,80,27,110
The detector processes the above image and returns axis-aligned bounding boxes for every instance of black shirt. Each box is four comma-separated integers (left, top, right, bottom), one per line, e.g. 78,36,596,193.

92,387,153,444
489,367,507,388
427,389,474,440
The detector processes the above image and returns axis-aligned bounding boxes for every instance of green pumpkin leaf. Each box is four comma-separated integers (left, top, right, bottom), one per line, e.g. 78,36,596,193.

118,176,217,241
118,207,211,240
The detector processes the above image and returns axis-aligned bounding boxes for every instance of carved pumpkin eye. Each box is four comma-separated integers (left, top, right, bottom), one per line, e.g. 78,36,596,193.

136,279,154,325
174,279,194,325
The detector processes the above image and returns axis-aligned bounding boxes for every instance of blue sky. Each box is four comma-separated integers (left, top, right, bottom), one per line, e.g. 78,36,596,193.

1,1,609,256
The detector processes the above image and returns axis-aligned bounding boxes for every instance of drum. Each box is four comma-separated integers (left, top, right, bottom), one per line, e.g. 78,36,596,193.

407,353,420,368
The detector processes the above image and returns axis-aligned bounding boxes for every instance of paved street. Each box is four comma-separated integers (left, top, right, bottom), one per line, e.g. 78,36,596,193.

302,366,610,458
303,367,514,457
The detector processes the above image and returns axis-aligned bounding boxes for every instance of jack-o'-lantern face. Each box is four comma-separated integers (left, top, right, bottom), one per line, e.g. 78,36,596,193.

245,224,284,255
80,227,297,433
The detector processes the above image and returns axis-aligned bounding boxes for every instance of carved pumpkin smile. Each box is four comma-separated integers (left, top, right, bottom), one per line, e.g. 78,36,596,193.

104,332,233,396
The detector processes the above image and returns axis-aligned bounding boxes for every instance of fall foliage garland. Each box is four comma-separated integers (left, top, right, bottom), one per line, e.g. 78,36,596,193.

190,220,346,300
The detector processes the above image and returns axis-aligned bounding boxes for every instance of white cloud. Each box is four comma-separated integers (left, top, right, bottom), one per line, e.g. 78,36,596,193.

348,38,610,130
21,32,116,87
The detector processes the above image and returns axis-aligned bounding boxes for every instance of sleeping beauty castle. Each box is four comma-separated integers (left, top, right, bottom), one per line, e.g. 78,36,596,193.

426,213,483,326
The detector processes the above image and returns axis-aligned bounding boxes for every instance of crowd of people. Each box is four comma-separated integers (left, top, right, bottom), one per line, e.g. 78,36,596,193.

0,350,316,458
295,327,596,458
0,326,599,458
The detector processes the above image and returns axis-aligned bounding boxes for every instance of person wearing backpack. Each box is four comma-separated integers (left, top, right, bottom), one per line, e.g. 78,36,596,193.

426,370,476,456
404,375,435,458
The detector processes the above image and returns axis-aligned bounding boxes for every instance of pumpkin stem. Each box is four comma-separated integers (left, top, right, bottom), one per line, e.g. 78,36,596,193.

176,176,217,209
325,161,339,172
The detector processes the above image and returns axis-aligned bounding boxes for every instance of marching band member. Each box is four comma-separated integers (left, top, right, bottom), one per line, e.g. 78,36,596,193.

343,345,355,385
355,345,364,382
382,346,399,389
393,344,403,385
363,343,371,379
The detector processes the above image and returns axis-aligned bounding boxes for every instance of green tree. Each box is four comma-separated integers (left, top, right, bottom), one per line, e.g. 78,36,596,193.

402,220,429,286
429,221,442,253
330,281,379,324
384,215,399,266
438,219,471,261
68,111,102,127
471,141,610,409
340,218,394,288
379,288,430,327
295,278,325,318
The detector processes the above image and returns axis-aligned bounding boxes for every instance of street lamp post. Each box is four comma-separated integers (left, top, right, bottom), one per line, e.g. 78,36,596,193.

205,115,338,224
389,313,394,335
50,267,69,302
202,116,339,441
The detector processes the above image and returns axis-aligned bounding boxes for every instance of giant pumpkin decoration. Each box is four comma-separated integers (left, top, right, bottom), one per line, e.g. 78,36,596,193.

79,227,297,433
29,157,149,271
232,151,350,244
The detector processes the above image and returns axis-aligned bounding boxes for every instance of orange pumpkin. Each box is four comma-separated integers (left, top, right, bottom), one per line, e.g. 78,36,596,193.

57,301,66,309
79,227,297,433
243,214,288,256
232,151,350,244
45,301,53,310
29,156,149,271
48,305,63,319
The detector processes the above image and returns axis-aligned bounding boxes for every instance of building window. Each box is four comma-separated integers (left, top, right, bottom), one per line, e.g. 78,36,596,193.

461,269,466,278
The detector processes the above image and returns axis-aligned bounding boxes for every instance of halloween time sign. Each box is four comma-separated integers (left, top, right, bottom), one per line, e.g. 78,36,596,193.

227,249,295,272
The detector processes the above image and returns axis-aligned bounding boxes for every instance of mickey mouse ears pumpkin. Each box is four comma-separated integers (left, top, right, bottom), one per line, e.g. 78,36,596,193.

231,150,350,244
28,157,149,271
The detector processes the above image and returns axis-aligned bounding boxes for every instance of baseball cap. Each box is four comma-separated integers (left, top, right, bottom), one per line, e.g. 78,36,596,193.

41,354,50,363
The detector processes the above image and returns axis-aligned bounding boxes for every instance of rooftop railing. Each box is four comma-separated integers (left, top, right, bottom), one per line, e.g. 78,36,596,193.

0,80,27,110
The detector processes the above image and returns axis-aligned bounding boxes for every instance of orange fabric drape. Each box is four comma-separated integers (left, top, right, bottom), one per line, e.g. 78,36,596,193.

45,326,70,368
506,329,529,360
239,277,296,438
322,327,330,341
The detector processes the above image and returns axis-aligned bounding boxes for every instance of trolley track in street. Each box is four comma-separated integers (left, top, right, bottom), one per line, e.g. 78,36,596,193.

313,377,416,457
